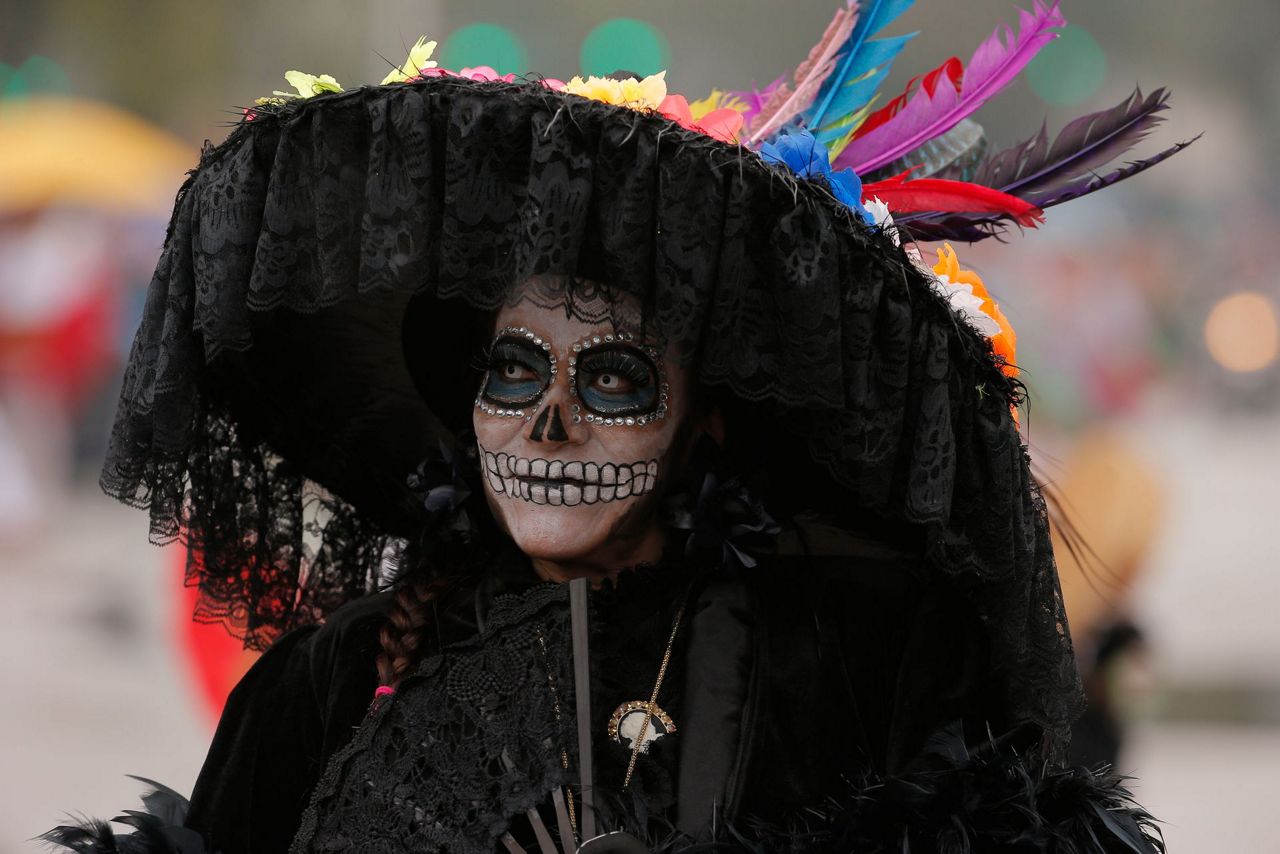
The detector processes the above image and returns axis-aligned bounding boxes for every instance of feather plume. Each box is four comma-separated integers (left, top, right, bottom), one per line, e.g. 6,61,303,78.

973,86,1174,198
837,0,1066,174
864,171,1044,226
730,75,785,126
851,56,963,144
897,135,1200,242
804,33,915,148
803,0,917,138
748,2,860,143
866,117,987,181
1029,134,1200,207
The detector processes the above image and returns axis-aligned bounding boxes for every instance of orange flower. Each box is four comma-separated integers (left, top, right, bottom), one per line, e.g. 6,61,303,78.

933,244,1018,377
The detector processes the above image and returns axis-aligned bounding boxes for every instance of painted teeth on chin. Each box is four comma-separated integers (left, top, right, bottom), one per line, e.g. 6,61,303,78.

479,452,660,503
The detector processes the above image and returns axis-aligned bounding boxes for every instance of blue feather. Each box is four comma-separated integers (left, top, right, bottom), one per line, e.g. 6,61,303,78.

806,0,917,131
810,34,913,146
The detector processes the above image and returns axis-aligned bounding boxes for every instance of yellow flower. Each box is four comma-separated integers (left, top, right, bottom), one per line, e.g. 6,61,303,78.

563,75,625,105
381,36,438,85
563,72,667,110
618,71,667,109
688,89,746,121
280,70,344,98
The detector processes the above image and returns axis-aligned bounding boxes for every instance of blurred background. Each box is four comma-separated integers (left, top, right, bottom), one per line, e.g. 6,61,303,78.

2,0,1277,850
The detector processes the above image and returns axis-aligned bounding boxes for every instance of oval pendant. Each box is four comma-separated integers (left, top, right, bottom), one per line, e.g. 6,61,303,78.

607,700,676,754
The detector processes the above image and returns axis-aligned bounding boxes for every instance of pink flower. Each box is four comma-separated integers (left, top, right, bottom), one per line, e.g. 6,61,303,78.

658,94,743,144
458,66,516,83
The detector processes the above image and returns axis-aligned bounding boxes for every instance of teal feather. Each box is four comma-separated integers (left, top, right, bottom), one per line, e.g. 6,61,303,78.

810,33,914,147
804,0,916,134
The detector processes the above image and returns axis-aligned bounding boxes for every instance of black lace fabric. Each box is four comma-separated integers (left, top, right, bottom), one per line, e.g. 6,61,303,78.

102,76,1081,745
292,582,575,853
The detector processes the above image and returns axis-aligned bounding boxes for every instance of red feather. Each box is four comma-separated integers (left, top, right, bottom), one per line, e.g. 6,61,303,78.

864,170,1045,227
852,57,963,142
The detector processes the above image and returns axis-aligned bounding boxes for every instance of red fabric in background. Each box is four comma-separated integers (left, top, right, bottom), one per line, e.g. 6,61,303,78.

176,547,260,725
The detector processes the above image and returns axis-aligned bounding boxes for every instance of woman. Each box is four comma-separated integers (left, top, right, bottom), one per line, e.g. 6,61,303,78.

47,3,1186,850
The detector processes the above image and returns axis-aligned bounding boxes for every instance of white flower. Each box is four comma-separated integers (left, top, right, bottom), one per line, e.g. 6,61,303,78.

862,196,899,246
929,274,1002,337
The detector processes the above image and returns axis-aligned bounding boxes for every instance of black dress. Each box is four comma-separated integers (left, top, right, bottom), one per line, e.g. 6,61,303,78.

172,540,1159,853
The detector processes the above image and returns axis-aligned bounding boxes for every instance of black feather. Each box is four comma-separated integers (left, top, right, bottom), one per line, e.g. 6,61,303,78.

38,780,204,854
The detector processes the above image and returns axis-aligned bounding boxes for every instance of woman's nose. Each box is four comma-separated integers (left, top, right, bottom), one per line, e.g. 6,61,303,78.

526,382,589,445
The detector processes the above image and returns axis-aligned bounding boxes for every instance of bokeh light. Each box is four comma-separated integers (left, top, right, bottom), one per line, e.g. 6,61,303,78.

0,56,72,99
1204,291,1280,373
580,18,670,78
439,23,527,75
1025,24,1106,106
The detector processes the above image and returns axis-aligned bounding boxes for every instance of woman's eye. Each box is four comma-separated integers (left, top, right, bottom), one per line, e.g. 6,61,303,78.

592,372,631,392
480,337,552,407
574,346,659,416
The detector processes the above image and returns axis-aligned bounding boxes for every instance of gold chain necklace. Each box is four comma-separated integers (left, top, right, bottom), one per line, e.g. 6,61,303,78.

616,604,684,790
534,598,686,847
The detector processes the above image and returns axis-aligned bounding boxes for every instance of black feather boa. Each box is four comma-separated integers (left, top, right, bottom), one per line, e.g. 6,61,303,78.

41,745,1162,854
721,746,1165,853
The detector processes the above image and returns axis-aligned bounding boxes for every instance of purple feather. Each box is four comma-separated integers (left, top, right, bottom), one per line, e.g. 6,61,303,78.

838,0,1066,174
1032,134,1200,207
898,135,1200,242
974,87,1175,198
731,74,786,126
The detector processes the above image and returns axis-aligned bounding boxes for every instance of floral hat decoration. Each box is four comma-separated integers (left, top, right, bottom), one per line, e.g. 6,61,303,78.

101,0,1188,751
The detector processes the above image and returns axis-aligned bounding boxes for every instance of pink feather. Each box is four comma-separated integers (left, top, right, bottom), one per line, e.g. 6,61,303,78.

836,0,1065,174
749,2,860,143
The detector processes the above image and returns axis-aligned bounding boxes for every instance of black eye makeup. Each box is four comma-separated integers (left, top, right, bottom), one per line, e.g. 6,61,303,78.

476,327,556,417
567,333,670,425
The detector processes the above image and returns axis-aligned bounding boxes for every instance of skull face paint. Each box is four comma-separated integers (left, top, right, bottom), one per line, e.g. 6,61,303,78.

472,286,690,568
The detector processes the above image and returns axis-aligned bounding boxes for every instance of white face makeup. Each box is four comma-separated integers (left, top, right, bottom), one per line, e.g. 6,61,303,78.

472,287,691,569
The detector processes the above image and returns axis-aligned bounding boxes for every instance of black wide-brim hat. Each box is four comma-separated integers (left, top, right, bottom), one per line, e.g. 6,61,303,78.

104,75,1077,741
